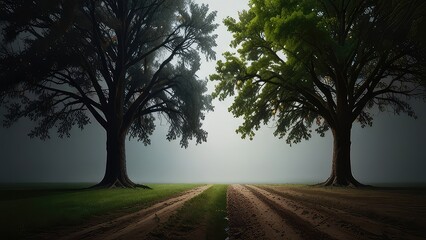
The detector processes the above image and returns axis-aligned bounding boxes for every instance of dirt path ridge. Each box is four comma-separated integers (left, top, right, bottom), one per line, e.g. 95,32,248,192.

60,185,211,240
227,184,425,240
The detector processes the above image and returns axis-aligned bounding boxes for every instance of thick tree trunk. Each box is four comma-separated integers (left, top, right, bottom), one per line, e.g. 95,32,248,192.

321,123,365,187
91,129,150,189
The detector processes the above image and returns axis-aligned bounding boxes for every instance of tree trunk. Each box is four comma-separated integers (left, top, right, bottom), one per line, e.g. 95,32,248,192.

91,128,150,189
322,123,365,187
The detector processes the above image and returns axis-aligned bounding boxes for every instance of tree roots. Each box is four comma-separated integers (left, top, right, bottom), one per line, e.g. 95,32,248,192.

89,178,152,189
315,175,370,188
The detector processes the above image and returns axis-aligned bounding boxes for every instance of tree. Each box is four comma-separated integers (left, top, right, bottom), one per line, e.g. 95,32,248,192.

0,0,217,188
211,0,426,186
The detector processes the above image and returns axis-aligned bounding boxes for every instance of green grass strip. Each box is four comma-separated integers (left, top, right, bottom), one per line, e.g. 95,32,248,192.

156,184,228,240
0,183,201,239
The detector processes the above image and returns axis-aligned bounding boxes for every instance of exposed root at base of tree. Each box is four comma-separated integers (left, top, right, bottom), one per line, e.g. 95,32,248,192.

89,178,152,189
314,175,370,188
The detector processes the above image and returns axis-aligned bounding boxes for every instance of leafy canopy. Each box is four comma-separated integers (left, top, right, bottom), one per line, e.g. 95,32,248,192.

0,0,218,147
211,0,426,144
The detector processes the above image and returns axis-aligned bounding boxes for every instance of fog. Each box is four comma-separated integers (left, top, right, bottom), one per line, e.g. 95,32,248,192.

1,0,426,184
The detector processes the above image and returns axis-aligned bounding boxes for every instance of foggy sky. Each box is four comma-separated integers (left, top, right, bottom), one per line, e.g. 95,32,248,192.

1,0,426,184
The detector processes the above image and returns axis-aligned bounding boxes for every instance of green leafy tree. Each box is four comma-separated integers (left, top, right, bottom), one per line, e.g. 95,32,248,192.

0,0,217,188
211,0,426,186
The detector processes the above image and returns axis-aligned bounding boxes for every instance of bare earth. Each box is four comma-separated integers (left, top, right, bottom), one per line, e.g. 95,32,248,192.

38,184,426,240
54,185,210,240
227,184,426,240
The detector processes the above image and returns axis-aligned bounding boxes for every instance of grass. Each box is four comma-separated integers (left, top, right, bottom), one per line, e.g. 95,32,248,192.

154,184,229,240
0,183,201,239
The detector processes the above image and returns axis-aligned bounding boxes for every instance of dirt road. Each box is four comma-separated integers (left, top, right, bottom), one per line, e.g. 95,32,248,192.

37,184,425,240
58,185,210,240
227,184,426,240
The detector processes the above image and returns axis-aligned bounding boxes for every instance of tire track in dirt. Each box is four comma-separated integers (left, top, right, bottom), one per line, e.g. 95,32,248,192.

244,185,334,240
60,185,211,240
265,185,426,234
249,185,375,240
258,185,426,240
227,184,332,240
227,184,273,239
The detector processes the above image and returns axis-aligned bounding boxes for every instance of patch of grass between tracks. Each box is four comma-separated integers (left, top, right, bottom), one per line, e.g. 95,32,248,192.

154,184,229,240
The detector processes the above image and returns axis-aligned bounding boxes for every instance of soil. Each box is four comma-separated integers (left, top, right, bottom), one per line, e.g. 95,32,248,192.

227,184,426,240
36,184,426,240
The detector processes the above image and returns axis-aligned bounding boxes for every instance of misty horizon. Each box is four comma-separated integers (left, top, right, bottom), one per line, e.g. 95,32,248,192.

1,0,426,185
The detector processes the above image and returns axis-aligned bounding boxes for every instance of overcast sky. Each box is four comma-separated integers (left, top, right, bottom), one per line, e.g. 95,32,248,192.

1,0,426,184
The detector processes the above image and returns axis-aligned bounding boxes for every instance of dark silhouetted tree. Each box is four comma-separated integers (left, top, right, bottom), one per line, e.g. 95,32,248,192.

211,0,426,186
0,0,217,188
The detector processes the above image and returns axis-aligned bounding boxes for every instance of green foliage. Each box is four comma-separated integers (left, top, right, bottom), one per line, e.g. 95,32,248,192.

0,183,201,239
0,0,218,148
211,0,426,144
